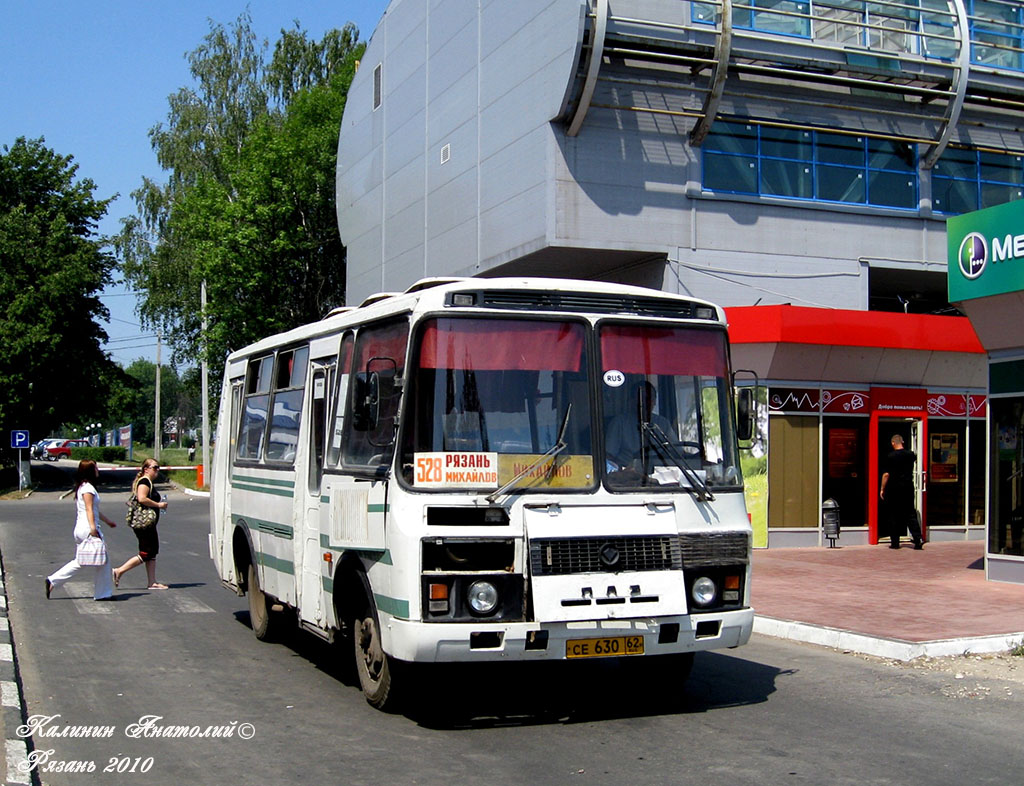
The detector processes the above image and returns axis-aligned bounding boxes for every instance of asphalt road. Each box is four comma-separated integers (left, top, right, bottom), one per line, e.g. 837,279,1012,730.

1,465,1022,785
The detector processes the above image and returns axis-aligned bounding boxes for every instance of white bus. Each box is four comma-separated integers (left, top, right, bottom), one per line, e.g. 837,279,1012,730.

210,277,756,710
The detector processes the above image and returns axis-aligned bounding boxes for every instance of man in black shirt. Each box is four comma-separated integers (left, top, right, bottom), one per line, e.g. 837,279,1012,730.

880,434,923,549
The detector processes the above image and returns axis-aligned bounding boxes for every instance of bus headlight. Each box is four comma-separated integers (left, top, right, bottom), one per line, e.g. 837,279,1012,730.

467,581,499,615
691,576,717,607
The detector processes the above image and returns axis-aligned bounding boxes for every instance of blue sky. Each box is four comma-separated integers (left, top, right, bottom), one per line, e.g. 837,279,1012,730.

1,0,388,366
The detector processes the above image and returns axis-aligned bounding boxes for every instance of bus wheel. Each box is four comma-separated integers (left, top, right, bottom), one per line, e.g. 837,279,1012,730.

353,595,399,710
247,563,279,641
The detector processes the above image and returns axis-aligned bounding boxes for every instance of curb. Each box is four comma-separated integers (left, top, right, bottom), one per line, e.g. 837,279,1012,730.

754,615,1024,661
0,553,35,785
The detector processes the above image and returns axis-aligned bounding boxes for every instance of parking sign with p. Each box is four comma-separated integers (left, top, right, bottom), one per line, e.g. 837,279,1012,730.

10,430,30,449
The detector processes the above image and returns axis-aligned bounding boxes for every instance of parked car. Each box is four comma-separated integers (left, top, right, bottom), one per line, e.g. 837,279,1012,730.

44,439,90,461
30,438,62,459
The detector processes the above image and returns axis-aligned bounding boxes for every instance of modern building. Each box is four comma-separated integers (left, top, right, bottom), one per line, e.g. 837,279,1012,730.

336,0,1024,553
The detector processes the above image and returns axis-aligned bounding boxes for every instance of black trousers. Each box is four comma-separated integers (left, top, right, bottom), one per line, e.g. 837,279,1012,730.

887,493,922,547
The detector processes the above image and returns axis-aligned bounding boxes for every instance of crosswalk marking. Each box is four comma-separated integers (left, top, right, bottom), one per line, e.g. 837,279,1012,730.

6,738,30,784
58,583,217,615
65,582,115,614
163,594,215,614
1,680,19,707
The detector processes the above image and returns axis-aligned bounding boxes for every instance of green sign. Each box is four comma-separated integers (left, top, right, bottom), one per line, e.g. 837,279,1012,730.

947,199,1024,302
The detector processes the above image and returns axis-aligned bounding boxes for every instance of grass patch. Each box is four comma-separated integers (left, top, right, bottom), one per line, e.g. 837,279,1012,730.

1010,639,1024,657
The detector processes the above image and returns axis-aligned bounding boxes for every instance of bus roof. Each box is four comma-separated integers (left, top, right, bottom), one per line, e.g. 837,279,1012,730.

225,277,724,363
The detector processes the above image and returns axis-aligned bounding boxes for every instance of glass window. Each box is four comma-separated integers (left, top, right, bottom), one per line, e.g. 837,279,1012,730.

933,175,979,214
817,133,864,167
237,355,273,461
730,0,811,37
704,151,758,193
869,139,915,172
692,2,718,24
762,159,813,198
702,123,917,209
761,127,813,160
817,165,865,202
970,0,1024,70
869,170,917,208
266,346,309,463
934,148,1024,213
981,151,1024,185
343,319,409,471
814,1,865,46
990,397,1024,556
704,121,758,156
400,317,593,492
599,324,741,492
326,334,355,467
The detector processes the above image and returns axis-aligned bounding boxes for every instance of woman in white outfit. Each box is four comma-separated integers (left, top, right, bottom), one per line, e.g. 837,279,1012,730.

46,459,118,600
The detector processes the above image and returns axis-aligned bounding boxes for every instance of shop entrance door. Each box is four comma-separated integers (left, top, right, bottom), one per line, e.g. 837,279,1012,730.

870,415,927,544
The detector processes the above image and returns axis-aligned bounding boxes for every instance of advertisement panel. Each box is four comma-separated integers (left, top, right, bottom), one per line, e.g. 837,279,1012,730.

948,199,1024,302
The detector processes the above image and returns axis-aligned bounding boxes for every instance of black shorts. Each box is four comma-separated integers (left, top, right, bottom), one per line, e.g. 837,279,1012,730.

134,525,159,562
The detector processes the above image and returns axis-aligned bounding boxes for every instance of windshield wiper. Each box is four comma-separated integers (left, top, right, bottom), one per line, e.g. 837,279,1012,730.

641,420,714,502
486,404,571,504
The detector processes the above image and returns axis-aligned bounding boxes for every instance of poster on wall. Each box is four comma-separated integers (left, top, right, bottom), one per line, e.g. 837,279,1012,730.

828,428,859,479
930,433,959,482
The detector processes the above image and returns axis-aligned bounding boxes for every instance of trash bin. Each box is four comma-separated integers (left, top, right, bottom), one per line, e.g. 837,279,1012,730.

822,498,840,547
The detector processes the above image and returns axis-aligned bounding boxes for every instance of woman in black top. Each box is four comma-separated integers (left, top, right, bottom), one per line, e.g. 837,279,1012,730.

113,459,170,589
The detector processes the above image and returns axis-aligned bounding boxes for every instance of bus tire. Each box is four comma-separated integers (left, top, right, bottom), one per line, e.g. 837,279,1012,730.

247,563,280,641
353,589,400,711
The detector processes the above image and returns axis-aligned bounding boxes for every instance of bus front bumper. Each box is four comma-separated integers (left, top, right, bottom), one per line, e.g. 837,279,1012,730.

380,608,754,663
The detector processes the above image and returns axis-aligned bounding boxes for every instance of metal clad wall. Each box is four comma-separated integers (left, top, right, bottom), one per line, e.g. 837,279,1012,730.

337,0,583,303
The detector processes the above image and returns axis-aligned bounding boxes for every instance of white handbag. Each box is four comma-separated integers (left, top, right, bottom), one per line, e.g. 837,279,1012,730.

76,536,107,566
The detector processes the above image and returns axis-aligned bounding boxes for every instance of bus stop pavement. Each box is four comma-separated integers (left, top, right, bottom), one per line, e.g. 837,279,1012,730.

751,540,1024,661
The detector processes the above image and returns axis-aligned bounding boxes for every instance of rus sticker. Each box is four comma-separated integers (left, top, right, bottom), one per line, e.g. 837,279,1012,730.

414,452,499,488
603,369,625,387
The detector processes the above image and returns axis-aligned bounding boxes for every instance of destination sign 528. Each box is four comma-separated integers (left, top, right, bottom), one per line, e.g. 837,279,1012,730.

414,452,499,488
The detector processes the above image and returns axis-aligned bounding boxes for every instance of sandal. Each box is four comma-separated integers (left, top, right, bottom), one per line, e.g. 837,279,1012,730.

113,570,120,588
148,583,169,590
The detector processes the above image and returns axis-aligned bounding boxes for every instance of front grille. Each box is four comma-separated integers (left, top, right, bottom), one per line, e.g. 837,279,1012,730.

678,532,750,568
530,536,682,576
473,290,698,319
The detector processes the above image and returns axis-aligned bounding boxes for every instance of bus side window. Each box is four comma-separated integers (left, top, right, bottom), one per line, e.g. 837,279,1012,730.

266,345,309,463
308,364,332,493
343,319,408,472
229,381,244,463
326,334,354,467
237,355,274,461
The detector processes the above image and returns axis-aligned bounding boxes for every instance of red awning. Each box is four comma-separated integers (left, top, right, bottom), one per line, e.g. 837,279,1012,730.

725,305,984,354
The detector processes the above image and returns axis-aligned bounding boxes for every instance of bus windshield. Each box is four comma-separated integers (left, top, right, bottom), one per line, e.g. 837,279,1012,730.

401,317,594,491
599,323,742,492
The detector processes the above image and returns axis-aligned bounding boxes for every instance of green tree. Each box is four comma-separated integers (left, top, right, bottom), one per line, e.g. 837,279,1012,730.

105,359,195,448
116,13,364,385
0,137,123,464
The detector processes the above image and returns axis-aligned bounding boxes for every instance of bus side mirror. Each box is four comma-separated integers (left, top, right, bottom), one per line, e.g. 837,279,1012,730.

365,357,399,447
736,387,755,443
352,376,372,432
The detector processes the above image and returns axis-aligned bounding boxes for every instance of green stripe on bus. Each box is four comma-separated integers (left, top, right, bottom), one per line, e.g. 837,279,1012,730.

374,594,409,619
235,515,294,540
318,578,407,619
231,474,295,488
231,481,295,498
257,552,295,575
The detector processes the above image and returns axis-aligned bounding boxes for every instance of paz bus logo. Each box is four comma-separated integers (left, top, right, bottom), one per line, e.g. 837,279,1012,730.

958,232,987,280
